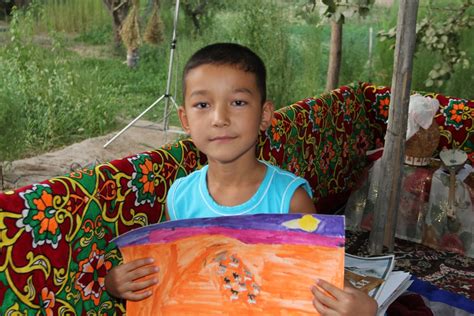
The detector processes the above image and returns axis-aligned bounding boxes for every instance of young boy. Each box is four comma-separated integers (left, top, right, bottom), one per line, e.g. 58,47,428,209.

105,43,377,315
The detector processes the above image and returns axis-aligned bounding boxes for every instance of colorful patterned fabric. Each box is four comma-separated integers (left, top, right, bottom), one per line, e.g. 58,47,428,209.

361,82,474,159
0,140,207,315
258,83,373,213
346,230,473,302
0,82,472,315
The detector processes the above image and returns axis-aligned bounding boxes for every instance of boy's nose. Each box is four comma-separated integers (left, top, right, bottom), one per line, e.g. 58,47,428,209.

212,105,230,127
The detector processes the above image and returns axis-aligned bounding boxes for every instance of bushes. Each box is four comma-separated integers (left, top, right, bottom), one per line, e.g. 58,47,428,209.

0,5,119,160
0,1,472,161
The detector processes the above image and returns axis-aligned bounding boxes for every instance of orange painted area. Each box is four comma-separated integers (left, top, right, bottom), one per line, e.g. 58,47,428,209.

122,234,344,315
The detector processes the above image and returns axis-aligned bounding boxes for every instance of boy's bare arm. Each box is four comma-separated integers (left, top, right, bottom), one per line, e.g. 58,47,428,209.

289,187,317,214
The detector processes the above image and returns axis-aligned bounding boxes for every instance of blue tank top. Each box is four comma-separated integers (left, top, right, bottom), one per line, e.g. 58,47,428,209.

167,161,313,220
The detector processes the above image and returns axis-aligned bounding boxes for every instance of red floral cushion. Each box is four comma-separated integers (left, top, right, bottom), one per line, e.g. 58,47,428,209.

361,82,474,161
1,82,471,315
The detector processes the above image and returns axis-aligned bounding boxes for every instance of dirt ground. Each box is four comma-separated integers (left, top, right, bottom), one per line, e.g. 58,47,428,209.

1,120,182,190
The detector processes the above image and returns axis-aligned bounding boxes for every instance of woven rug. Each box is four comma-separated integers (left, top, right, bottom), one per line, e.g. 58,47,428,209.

346,230,474,301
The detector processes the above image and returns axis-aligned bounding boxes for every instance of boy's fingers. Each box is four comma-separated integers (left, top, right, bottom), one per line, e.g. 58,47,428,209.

312,299,325,314
124,289,154,302
311,285,338,310
312,298,337,316
316,278,345,300
124,258,155,272
132,265,160,280
129,277,159,292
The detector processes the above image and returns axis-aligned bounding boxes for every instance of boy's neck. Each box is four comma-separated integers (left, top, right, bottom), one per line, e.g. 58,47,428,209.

207,157,263,183
206,158,266,206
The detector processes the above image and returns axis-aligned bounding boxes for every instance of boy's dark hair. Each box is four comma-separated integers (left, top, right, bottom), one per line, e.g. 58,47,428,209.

183,43,267,103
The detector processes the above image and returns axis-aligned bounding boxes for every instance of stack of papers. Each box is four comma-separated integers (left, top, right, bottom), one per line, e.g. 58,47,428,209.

345,253,413,315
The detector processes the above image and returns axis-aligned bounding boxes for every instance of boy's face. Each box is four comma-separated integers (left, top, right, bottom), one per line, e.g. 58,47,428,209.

179,64,274,164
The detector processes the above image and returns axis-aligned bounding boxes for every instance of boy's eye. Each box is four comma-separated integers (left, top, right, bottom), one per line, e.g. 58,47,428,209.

232,100,247,107
194,102,209,109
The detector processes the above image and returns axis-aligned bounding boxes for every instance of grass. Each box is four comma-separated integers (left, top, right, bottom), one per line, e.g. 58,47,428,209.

0,0,472,162
39,0,110,33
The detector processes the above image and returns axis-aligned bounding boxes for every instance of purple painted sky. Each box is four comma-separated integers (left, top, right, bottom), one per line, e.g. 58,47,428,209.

113,214,344,248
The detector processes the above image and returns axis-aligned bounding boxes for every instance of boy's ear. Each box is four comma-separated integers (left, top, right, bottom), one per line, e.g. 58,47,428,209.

259,101,274,131
178,106,191,134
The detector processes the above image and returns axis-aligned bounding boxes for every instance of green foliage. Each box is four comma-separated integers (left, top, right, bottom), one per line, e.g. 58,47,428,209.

319,0,375,22
230,2,294,105
181,0,226,35
0,4,119,160
294,0,322,24
1,0,473,162
39,0,110,33
378,0,473,88
75,24,113,45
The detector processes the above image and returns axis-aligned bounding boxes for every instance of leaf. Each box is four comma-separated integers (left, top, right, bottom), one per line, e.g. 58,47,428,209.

462,59,470,69
441,64,450,73
425,79,434,87
322,0,337,13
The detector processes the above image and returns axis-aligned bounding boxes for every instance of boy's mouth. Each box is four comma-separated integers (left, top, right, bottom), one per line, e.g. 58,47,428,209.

209,136,237,142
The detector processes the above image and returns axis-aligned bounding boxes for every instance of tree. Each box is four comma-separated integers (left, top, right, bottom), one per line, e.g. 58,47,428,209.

181,0,225,36
378,0,473,88
102,0,132,49
323,0,374,90
182,0,209,33
326,17,343,91
102,0,164,68
303,0,374,90
119,0,141,67
1,0,30,17
0,1,14,17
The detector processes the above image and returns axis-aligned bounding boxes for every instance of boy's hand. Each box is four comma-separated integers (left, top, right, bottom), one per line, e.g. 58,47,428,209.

105,258,159,301
311,279,378,316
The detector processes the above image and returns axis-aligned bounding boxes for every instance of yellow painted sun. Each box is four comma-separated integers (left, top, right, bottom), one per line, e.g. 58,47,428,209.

282,214,320,232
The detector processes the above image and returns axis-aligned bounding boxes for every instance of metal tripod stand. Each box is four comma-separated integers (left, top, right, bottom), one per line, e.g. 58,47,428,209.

104,0,182,148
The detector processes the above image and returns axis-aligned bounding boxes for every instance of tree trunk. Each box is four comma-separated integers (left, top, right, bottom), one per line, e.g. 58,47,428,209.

14,0,30,8
126,47,139,68
326,19,343,91
369,0,419,255
102,0,131,49
182,0,209,34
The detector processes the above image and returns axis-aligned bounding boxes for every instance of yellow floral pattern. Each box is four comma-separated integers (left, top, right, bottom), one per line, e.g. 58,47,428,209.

0,82,472,314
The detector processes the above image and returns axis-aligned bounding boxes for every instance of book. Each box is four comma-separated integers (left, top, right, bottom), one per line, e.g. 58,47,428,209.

345,253,413,315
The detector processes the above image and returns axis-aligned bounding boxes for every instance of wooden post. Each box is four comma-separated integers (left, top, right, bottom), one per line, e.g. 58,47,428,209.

369,0,419,255
326,19,343,91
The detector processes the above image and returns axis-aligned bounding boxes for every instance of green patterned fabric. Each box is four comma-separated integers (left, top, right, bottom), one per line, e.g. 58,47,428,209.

0,140,207,315
0,82,471,315
257,83,372,212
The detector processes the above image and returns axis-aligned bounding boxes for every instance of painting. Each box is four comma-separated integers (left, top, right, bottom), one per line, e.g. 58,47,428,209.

113,213,345,315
